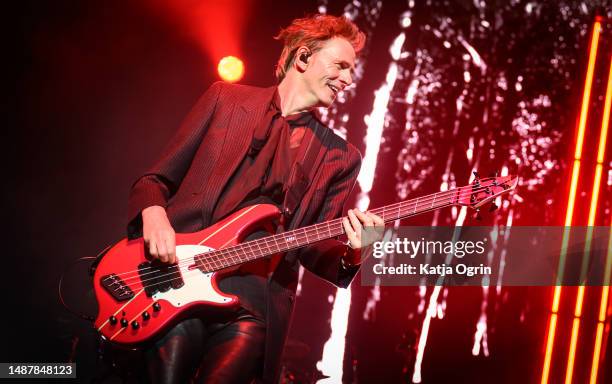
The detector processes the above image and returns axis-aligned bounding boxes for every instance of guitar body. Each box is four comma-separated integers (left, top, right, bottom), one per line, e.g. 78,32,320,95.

93,204,281,345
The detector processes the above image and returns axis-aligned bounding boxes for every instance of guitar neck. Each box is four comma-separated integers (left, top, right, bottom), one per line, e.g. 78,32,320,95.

196,187,463,272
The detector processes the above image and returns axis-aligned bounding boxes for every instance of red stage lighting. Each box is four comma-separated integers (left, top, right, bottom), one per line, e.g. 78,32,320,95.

217,56,244,83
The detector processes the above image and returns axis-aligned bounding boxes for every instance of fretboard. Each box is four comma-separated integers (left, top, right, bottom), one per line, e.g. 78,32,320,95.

195,186,465,272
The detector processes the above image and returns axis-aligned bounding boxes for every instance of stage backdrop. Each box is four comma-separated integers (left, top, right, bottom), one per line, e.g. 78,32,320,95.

12,1,611,383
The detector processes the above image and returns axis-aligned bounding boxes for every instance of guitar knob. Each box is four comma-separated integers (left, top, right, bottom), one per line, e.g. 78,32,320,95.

120,318,128,328
109,315,118,325
142,311,150,320
131,321,140,329
153,302,161,312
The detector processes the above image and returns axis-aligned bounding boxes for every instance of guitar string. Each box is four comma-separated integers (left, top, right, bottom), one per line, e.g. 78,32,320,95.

125,179,508,280
108,182,491,285
105,181,507,294
110,200,473,298
104,181,511,295
104,181,509,294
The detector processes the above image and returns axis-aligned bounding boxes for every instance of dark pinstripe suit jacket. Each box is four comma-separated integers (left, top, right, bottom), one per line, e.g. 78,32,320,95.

127,81,362,383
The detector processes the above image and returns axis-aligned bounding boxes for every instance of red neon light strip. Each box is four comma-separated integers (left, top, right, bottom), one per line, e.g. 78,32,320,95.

589,57,612,384
541,19,602,384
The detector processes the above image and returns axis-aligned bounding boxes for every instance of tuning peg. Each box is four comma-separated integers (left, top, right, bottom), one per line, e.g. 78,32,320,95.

489,203,498,212
474,209,482,221
473,171,481,187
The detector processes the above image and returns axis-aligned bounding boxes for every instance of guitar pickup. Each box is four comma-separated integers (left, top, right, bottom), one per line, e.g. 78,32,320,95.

168,264,184,289
138,262,159,297
100,273,135,301
138,262,184,297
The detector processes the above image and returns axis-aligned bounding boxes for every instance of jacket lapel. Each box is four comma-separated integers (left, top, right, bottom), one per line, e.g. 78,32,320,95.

201,85,277,224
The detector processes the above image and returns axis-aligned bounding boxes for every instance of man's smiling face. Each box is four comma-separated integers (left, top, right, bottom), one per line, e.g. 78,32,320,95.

302,37,356,108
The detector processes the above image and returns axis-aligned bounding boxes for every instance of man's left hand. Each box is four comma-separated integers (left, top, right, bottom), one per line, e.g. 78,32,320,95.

341,209,384,265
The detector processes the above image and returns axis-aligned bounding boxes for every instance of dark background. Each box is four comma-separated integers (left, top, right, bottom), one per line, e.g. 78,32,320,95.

11,0,612,383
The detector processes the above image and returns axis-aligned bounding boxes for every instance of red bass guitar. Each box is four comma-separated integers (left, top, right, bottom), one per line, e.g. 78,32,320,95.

93,175,517,345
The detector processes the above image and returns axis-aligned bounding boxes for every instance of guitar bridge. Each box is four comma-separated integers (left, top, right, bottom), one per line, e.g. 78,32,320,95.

100,273,135,301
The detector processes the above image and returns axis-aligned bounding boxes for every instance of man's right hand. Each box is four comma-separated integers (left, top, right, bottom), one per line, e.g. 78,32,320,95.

142,205,176,264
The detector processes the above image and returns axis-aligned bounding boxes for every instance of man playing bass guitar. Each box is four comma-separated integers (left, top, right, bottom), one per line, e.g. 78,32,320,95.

127,14,383,384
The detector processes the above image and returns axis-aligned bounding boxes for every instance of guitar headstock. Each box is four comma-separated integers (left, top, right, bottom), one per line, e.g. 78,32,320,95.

455,173,518,209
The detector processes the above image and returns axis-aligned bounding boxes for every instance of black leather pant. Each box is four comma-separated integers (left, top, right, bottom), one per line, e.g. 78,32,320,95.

144,312,266,384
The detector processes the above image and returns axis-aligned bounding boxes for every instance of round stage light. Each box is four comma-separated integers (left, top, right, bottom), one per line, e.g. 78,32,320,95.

217,56,244,83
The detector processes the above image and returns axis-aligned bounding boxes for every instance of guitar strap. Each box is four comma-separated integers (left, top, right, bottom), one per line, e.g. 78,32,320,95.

281,119,329,225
